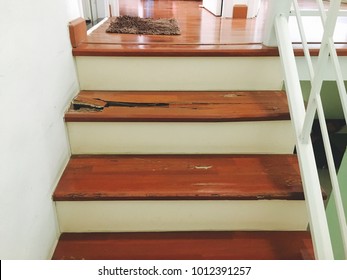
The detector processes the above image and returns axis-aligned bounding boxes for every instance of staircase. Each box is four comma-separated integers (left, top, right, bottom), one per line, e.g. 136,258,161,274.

52,14,320,260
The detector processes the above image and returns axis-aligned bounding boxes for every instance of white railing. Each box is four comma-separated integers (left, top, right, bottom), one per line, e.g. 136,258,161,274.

263,0,347,260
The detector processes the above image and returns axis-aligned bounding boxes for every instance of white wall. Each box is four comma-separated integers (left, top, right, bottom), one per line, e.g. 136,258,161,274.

82,0,107,22
67,0,84,19
0,0,80,259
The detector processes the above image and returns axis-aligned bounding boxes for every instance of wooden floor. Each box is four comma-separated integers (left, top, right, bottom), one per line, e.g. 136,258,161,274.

73,0,347,56
52,231,314,260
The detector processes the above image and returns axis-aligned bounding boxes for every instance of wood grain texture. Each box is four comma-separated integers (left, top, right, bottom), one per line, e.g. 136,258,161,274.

52,231,315,260
71,0,347,57
69,18,87,48
53,154,308,201
72,43,280,56
65,90,290,122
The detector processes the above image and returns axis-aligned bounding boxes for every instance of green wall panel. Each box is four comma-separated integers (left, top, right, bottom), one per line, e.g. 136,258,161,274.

326,147,347,259
300,81,347,119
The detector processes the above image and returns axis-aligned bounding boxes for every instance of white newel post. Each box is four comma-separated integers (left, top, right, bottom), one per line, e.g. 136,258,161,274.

262,0,292,46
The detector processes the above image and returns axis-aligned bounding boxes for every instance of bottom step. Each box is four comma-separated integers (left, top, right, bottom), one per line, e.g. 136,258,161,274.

52,231,314,260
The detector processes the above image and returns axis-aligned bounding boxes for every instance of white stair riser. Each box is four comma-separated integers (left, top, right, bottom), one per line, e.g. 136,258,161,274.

76,56,284,91
75,56,347,91
56,200,308,232
67,120,295,155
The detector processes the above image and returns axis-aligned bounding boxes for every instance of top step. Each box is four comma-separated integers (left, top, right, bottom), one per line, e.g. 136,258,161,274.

72,43,281,57
65,90,290,122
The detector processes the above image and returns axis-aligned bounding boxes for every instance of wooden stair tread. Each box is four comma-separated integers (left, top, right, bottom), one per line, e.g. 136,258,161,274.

65,91,290,122
53,154,305,201
72,42,347,57
73,43,281,56
52,231,314,260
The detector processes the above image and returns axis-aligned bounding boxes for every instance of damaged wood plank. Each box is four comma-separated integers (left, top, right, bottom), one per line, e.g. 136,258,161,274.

72,96,169,111
53,154,309,201
72,96,107,111
66,90,291,122
105,101,169,108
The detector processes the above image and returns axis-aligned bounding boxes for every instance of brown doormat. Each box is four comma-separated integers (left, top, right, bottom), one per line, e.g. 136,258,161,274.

106,15,181,35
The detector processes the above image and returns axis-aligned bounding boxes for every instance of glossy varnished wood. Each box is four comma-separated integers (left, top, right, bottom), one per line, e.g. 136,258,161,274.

84,5,264,45
52,231,314,260
75,0,270,56
65,90,290,122
69,18,87,48
53,154,306,201
72,43,280,56
72,0,347,56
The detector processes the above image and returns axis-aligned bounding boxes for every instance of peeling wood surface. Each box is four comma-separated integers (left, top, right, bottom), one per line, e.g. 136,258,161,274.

53,154,310,201
72,96,107,110
52,231,314,260
65,90,290,122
